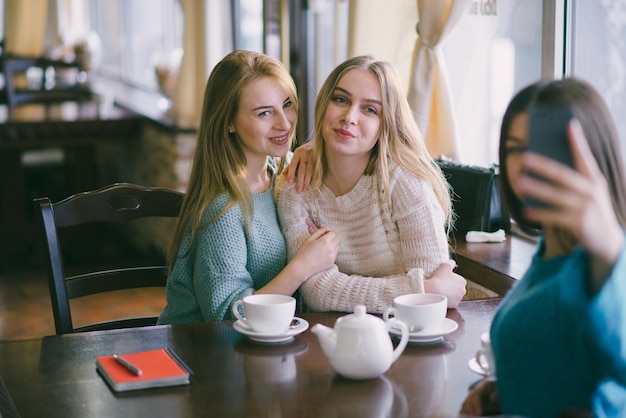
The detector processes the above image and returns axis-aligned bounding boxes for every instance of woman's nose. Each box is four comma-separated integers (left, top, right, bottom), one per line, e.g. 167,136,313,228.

341,106,358,125
275,110,292,130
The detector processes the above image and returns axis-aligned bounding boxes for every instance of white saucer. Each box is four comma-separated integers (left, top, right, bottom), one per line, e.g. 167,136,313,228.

389,318,458,344
233,317,309,344
468,357,494,377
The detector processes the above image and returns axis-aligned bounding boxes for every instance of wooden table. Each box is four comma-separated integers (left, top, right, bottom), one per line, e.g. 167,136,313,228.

0,102,141,269
0,298,499,418
452,233,537,295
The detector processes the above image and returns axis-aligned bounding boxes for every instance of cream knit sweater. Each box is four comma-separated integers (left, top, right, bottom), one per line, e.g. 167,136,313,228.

276,161,450,313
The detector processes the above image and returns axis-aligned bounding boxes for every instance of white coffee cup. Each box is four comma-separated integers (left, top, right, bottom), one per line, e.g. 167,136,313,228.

232,294,296,334
475,332,496,376
383,293,447,332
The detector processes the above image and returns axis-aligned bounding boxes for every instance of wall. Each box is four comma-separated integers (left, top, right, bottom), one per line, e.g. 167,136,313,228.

96,121,195,259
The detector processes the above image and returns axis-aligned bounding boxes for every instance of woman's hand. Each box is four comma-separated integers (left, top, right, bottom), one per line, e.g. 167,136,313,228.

460,378,501,416
519,119,624,291
424,260,466,308
283,142,315,192
292,224,338,278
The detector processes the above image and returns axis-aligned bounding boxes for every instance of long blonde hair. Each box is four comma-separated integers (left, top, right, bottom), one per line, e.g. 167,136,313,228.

168,50,298,264
309,55,452,226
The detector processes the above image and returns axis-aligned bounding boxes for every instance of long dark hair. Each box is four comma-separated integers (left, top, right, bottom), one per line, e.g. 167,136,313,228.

499,78,626,234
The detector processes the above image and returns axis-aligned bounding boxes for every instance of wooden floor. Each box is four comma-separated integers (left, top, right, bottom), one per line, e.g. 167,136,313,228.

0,264,166,341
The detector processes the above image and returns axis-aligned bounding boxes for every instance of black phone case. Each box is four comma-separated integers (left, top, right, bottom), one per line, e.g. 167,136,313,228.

525,105,575,208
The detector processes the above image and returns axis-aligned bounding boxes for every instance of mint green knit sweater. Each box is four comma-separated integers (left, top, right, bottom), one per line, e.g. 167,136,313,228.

157,183,287,323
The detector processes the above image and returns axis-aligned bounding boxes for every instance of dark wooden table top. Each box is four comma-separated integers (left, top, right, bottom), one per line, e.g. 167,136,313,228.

0,102,141,149
0,101,143,269
0,298,500,418
452,233,537,295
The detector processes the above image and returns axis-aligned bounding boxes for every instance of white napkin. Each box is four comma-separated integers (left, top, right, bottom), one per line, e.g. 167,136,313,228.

465,229,506,243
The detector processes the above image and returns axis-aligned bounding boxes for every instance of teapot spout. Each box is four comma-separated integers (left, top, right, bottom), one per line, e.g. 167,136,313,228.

311,323,336,358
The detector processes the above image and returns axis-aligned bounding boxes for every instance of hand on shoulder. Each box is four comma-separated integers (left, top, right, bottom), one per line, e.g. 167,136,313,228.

282,142,315,192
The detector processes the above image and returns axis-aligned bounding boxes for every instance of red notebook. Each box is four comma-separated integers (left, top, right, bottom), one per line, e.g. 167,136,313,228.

96,348,191,392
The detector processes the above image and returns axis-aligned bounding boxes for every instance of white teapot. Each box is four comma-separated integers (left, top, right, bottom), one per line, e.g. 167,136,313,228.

311,305,409,379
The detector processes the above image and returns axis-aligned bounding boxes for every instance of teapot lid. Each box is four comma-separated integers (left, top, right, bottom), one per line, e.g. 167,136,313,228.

337,305,383,329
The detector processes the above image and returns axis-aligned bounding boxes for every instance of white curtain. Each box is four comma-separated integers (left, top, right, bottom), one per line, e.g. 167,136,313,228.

348,0,417,91
172,0,208,128
174,0,232,129
4,0,49,55
42,0,90,58
407,0,471,159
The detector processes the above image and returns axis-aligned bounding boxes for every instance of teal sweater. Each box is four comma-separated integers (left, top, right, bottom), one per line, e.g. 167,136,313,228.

491,234,626,417
157,182,287,323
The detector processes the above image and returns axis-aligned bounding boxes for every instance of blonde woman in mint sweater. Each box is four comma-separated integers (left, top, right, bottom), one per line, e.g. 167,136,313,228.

158,50,338,324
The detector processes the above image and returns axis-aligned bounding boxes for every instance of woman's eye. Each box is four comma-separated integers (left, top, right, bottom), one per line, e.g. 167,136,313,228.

332,96,347,104
283,100,292,109
506,146,527,154
365,106,378,115
259,110,271,117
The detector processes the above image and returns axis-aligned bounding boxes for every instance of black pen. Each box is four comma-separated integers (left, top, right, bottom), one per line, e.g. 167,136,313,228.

113,354,142,376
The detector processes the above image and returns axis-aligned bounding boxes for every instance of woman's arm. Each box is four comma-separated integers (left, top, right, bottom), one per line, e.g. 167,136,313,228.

191,206,258,321
277,169,465,313
277,180,411,313
586,239,626,387
192,196,337,319
255,225,338,295
391,167,466,307
519,120,624,294
424,261,467,308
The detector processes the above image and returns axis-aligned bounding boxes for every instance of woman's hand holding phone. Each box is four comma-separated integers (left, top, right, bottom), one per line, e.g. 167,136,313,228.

524,105,575,208
520,119,623,292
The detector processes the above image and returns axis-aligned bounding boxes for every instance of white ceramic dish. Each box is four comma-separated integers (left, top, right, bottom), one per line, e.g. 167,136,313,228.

468,356,494,377
233,317,309,344
388,318,458,344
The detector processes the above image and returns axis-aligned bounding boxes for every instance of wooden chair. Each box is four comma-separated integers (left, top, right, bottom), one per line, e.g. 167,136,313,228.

33,183,184,335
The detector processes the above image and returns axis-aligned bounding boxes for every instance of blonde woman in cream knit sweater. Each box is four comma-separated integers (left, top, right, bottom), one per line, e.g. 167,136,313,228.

277,56,466,313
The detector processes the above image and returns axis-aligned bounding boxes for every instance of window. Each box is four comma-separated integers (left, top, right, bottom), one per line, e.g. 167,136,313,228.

236,0,265,53
82,0,626,166
0,0,4,46
445,0,626,166
444,0,543,166
570,0,626,165
88,0,184,92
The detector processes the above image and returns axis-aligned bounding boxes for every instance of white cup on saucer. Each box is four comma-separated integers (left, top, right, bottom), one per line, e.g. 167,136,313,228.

475,332,496,376
232,294,295,334
383,293,447,333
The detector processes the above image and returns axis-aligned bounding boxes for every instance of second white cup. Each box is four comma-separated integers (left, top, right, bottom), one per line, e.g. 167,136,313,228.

475,332,496,376
383,293,447,332
232,294,295,334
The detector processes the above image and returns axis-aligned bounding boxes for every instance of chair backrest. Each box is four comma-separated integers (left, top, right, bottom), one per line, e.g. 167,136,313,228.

33,183,184,335
0,54,91,108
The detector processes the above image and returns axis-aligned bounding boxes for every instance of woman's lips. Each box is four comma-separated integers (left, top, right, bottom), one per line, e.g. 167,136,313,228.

269,133,290,145
334,128,354,140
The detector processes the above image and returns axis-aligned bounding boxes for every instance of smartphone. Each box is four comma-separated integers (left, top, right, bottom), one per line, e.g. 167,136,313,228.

525,104,575,208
